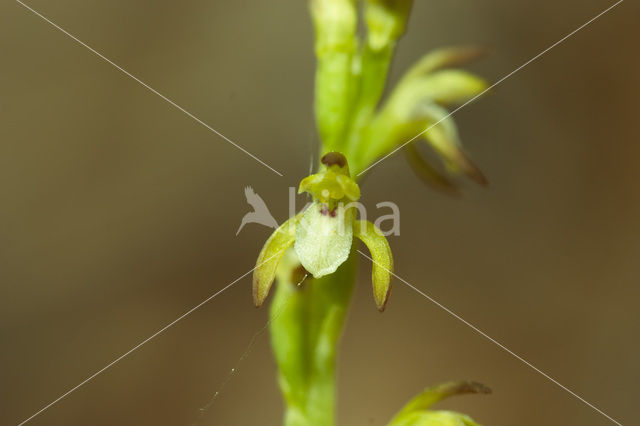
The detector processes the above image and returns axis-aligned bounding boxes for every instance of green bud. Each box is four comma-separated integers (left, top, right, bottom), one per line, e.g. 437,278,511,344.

424,122,487,186
396,410,481,426
311,0,358,55
364,0,413,51
389,381,490,426
403,46,488,79
387,70,487,119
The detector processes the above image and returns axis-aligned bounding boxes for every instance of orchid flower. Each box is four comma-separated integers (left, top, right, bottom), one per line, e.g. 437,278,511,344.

253,152,393,311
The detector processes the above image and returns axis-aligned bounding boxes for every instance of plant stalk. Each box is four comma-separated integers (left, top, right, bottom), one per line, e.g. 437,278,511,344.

270,250,357,426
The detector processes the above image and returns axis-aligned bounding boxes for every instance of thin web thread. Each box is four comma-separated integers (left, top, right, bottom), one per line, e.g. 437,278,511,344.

17,246,290,426
357,250,623,426
192,273,309,425
15,0,284,177
356,0,624,176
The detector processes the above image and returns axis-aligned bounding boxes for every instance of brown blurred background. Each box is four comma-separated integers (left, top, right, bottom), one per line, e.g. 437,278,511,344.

1,0,639,425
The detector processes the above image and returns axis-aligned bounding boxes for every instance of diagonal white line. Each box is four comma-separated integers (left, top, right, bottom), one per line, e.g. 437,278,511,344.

16,247,283,426
16,0,284,177
357,0,624,177
357,250,623,425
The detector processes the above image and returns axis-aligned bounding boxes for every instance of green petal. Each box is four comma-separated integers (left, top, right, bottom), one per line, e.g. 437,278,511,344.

399,382,491,415
252,215,299,307
404,46,487,78
389,381,490,426
376,72,485,145
409,103,460,139
394,410,481,426
294,201,354,278
353,220,393,311
424,123,487,185
411,69,488,107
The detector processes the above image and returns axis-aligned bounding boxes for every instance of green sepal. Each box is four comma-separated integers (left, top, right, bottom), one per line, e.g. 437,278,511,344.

413,69,487,106
300,152,361,203
410,103,487,186
388,381,490,426
391,410,481,426
423,121,487,185
299,171,361,203
353,220,393,311
253,215,300,307
390,70,487,117
403,46,487,79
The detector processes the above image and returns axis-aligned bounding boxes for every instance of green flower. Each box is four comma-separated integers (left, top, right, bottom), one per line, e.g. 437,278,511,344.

358,46,489,192
394,411,480,426
388,381,491,426
253,152,394,311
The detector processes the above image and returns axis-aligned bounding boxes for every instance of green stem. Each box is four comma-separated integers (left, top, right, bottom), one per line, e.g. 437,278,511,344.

345,44,394,171
345,0,413,172
311,0,359,154
270,250,357,426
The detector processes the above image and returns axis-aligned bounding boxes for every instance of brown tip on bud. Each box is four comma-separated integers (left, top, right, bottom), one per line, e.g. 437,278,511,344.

452,149,488,186
423,46,491,75
424,381,491,405
404,144,461,196
463,160,489,186
321,152,347,169
446,381,492,396
452,46,490,67
376,284,392,312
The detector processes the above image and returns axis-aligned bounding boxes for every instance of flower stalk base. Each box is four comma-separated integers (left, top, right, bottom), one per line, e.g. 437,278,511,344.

270,251,357,426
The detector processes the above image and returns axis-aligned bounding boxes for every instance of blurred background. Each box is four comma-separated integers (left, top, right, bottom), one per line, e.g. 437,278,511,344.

1,0,638,425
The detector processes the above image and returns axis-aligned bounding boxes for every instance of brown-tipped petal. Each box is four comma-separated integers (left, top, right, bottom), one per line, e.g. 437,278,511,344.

424,124,488,186
404,142,461,196
390,381,491,422
429,381,492,400
416,70,488,107
252,215,299,307
353,220,393,311
451,148,489,186
407,46,489,78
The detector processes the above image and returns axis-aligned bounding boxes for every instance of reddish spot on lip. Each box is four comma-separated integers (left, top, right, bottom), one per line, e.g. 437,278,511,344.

320,204,337,217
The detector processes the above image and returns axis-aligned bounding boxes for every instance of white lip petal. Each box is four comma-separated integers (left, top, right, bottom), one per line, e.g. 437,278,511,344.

294,202,353,278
